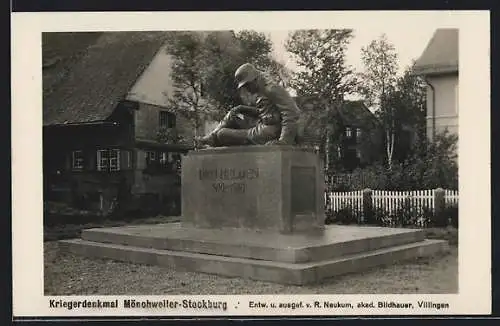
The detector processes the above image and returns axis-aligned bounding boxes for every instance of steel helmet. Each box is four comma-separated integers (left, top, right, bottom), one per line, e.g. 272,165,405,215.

235,63,259,89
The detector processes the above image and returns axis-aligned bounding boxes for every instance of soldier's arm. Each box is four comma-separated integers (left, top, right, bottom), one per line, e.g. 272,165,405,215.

267,85,300,143
233,105,260,118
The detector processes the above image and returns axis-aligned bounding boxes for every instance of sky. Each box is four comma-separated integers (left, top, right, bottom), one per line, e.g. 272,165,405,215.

266,27,437,77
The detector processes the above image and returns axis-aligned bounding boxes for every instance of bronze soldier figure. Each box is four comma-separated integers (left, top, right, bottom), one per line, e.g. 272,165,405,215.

196,63,301,147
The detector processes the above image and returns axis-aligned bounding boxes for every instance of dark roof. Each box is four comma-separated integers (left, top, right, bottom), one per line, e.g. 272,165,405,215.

413,29,458,76
295,97,376,127
43,32,169,126
338,100,378,128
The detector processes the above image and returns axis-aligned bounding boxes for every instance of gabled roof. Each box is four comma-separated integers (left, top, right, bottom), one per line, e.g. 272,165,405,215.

413,28,459,76
294,97,378,146
295,97,376,127
43,32,169,126
338,100,378,128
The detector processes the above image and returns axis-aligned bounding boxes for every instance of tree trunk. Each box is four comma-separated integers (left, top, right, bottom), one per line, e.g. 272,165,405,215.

325,128,331,172
193,104,199,139
386,129,395,170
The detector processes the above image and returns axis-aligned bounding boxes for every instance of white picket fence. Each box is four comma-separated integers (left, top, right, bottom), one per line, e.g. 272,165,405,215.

325,189,459,217
327,190,364,219
444,189,459,207
372,190,435,216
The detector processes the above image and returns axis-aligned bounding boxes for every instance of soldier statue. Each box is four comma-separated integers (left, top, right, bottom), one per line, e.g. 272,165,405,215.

196,63,301,147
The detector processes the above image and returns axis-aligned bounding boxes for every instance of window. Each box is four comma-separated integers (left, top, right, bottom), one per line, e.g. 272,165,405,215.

146,151,156,168
97,149,120,172
345,127,352,138
356,128,362,139
159,111,176,129
146,151,156,162
97,150,108,171
356,148,362,159
145,151,176,171
337,146,342,158
159,152,168,168
109,149,120,171
72,150,84,170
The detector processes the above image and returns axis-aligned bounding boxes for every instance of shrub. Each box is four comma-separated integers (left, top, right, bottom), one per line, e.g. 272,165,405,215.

325,130,458,191
325,201,360,225
419,206,435,228
324,208,335,225
435,204,459,228
370,207,392,227
448,204,459,228
334,205,359,225
392,197,418,227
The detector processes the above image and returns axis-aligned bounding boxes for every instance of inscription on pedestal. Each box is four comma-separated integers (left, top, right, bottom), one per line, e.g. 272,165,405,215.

198,167,259,194
291,166,316,214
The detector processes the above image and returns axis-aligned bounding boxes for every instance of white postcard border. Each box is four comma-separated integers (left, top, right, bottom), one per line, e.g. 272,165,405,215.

11,10,491,317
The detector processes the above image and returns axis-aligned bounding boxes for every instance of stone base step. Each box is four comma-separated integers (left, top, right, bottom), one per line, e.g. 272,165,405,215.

81,223,426,263
59,238,449,285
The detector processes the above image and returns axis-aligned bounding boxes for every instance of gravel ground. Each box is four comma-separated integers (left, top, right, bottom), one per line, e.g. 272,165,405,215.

44,241,458,295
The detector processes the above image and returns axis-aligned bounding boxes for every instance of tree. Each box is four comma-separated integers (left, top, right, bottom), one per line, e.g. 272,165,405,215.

285,29,357,171
235,30,274,69
403,130,458,190
165,30,291,137
385,63,427,162
358,34,399,169
164,32,212,139
236,31,292,87
195,31,240,118
202,30,284,116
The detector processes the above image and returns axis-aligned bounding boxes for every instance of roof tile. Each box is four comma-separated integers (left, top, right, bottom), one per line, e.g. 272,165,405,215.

43,32,169,126
414,29,459,75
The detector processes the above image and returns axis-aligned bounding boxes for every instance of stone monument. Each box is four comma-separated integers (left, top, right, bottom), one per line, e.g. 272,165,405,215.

59,63,448,284
61,144,449,285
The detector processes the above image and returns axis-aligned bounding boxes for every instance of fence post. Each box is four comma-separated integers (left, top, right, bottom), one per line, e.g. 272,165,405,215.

363,188,373,224
434,188,446,226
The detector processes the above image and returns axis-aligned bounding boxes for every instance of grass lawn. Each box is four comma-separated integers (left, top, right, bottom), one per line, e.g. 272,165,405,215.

44,218,458,295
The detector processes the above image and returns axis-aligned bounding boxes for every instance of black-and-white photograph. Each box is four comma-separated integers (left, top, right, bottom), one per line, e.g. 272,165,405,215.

42,27,459,294
11,11,490,317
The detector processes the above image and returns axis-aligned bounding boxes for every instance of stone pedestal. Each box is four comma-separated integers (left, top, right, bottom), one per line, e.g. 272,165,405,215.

60,146,449,285
181,146,324,234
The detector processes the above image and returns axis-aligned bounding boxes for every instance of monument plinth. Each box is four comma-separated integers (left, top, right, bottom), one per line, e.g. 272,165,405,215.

60,146,449,285
181,146,324,233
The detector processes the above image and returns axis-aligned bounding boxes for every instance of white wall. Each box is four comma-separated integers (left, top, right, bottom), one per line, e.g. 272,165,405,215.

127,44,175,107
127,43,217,135
426,73,459,139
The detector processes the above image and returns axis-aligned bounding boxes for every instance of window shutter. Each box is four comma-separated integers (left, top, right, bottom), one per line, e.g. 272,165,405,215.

64,153,71,170
136,150,146,170
88,150,96,170
120,150,126,170
120,150,132,170
96,150,103,171
168,113,176,128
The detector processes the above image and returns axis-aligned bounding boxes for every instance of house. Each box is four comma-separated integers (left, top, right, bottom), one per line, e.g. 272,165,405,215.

413,28,459,141
295,97,383,172
337,101,384,170
43,32,210,216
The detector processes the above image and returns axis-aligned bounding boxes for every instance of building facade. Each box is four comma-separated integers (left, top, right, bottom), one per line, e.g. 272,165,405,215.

43,32,203,216
413,28,459,141
295,97,384,172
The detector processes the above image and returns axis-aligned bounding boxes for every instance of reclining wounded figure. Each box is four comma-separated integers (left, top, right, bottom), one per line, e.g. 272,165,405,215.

196,63,301,147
